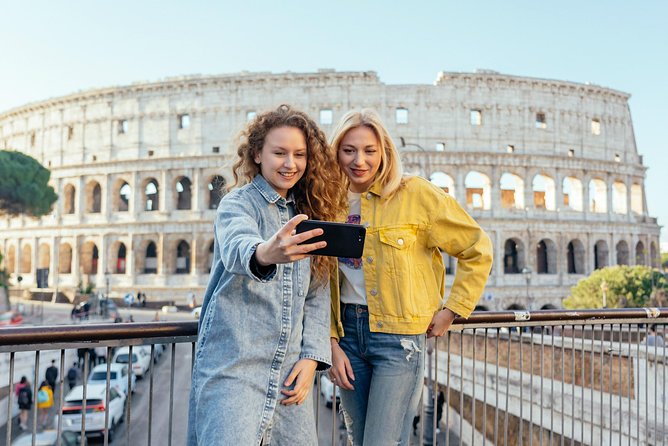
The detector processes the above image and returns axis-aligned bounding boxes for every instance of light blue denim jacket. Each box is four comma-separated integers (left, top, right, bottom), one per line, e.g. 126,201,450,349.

187,175,331,445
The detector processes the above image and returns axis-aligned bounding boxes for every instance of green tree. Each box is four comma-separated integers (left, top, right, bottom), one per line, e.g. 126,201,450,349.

0,150,58,217
0,252,9,312
563,265,667,309
662,252,668,271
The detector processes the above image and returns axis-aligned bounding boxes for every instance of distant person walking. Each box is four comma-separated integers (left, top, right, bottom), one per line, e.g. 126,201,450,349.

15,376,32,430
66,362,79,390
37,381,54,428
45,359,58,392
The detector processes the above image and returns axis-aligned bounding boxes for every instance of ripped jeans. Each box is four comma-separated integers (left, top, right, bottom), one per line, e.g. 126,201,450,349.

338,304,425,446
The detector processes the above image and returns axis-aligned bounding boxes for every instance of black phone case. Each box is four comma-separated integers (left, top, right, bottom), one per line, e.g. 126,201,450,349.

295,220,366,258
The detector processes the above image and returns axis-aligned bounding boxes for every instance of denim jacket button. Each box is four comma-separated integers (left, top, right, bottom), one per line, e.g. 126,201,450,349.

366,257,373,264
376,321,383,328
366,193,372,200
397,238,404,246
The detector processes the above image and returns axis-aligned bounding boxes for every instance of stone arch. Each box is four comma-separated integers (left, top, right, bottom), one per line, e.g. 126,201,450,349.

612,181,627,214
429,172,455,195
465,171,491,210
175,240,191,274
143,178,160,211
109,241,127,274
631,183,643,215
38,243,50,269
503,238,526,274
562,177,583,211
594,240,609,270
588,178,607,213
137,239,159,274
207,240,215,273
541,304,559,310
536,238,557,274
20,244,32,274
506,303,527,311
635,241,646,265
85,181,102,213
59,243,72,274
474,305,490,311
650,242,658,268
113,179,132,212
616,240,629,265
500,173,524,209
208,175,226,210
532,173,555,210
6,245,16,274
175,176,192,210
566,239,585,274
81,241,99,275
63,184,76,214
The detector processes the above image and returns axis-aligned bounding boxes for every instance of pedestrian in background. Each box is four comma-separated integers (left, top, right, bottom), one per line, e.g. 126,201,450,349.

328,109,493,445
187,105,347,445
16,376,32,430
45,359,58,392
66,362,78,390
37,381,53,428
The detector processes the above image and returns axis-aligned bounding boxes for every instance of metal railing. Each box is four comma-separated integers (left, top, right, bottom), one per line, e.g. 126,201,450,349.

1,308,666,446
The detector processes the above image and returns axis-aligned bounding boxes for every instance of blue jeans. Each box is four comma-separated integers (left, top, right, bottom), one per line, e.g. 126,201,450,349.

338,304,425,446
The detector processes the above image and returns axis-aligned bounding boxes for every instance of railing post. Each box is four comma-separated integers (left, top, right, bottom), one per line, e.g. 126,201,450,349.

423,337,435,445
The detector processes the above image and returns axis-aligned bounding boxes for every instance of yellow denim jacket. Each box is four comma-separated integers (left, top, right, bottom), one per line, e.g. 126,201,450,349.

330,176,493,338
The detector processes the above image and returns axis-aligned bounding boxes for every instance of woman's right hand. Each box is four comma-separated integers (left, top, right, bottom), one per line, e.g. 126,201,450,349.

329,339,355,390
255,214,326,265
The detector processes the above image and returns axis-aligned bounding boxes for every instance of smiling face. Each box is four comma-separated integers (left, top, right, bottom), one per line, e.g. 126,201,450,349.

254,126,307,198
337,126,382,193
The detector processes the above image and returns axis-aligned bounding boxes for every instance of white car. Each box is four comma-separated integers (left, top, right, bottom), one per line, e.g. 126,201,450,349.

88,363,136,395
137,343,166,364
319,374,340,409
55,384,126,442
112,346,152,378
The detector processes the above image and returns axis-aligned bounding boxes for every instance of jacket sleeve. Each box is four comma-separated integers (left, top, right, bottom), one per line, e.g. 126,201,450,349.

300,277,332,370
426,184,493,318
215,194,277,282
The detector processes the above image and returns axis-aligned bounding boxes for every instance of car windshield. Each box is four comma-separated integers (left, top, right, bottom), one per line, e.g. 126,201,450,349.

115,354,138,364
90,371,117,380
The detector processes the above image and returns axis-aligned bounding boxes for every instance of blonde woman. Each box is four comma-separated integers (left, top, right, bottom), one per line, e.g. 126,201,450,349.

187,105,347,445
328,109,493,445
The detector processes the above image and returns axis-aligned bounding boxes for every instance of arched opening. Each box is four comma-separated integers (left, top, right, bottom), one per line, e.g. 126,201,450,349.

85,181,102,213
465,171,491,210
37,243,50,287
500,173,524,209
115,181,132,212
59,243,72,274
635,241,646,265
532,174,555,210
474,305,490,311
176,240,191,274
144,179,159,211
207,240,214,273
81,242,99,275
567,239,585,274
612,181,627,214
20,244,32,274
116,243,127,274
6,246,16,274
594,240,609,270
536,238,557,274
176,177,192,210
429,172,455,195
64,184,76,214
650,242,658,268
562,177,583,211
208,176,226,209
503,238,525,274
145,241,158,274
540,304,559,310
506,303,527,311
631,183,643,215
589,179,607,213
616,240,629,265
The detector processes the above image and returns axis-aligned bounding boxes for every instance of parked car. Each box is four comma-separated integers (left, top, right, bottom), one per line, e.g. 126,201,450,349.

319,374,341,409
136,343,166,364
88,363,136,395
0,311,23,327
112,346,151,378
12,430,79,446
55,384,125,442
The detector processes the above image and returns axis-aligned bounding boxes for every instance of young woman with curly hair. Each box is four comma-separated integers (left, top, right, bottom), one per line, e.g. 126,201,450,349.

187,104,347,446
327,109,493,445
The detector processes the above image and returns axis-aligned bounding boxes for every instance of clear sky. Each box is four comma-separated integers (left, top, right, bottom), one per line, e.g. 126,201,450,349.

1,0,666,245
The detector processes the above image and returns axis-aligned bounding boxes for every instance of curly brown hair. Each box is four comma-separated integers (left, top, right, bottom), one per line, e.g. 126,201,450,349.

231,104,347,283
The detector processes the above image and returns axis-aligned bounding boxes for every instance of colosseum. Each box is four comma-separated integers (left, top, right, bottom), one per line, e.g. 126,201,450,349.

0,69,661,309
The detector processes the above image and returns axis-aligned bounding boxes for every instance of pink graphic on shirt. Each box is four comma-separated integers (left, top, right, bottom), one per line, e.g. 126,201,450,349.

339,214,363,269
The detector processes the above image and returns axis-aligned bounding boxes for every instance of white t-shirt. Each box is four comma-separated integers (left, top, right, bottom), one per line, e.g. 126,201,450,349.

338,191,367,305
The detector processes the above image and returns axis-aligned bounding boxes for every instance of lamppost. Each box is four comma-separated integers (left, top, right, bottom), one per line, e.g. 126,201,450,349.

521,267,532,310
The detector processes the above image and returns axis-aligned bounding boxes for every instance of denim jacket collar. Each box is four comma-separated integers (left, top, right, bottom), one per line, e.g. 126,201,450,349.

251,174,294,205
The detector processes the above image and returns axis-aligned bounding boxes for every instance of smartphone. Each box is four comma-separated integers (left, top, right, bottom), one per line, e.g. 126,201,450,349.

295,220,366,258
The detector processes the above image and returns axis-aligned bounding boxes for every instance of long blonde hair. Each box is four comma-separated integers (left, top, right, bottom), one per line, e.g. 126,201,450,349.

329,109,404,200
231,105,347,283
